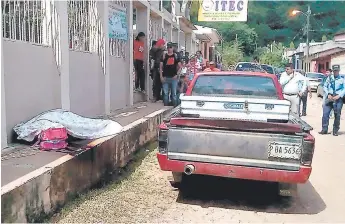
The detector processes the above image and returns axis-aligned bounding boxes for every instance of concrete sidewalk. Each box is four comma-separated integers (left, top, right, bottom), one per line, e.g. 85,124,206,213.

1,102,173,223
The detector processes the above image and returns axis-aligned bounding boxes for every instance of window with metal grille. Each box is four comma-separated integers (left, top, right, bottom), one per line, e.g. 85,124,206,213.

2,0,47,44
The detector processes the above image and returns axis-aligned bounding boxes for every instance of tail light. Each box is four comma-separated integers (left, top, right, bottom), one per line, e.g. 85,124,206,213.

301,133,315,166
158,123,168,154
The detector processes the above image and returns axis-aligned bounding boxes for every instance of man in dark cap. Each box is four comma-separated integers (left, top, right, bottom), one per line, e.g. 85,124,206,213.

150,39,165,102
160,42,181,107
319,64,345,136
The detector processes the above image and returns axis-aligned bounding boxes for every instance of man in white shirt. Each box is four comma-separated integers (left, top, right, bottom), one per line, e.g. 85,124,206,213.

279,63,307,116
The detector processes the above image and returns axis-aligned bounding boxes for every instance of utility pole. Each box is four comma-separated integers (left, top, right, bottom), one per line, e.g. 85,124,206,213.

306,5,311,71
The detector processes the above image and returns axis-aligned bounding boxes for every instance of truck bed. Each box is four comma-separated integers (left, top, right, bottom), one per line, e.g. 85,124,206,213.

161,106,313,171
164,106,313,132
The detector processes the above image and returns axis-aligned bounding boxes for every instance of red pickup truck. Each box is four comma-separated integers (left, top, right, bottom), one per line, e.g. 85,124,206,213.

157,71,315,197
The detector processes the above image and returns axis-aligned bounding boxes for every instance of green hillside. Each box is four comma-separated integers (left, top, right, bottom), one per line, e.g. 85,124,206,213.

191,0,345,54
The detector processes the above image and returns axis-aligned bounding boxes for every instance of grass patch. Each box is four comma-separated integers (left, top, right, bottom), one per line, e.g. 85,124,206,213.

49,141,158,223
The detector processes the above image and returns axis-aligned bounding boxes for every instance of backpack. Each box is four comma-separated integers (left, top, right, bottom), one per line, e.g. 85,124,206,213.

34,127,68,151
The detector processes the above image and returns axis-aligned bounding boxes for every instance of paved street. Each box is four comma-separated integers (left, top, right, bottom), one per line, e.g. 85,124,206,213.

56,95,345,223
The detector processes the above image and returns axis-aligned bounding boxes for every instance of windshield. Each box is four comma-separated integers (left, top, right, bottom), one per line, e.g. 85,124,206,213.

306,73,324,79
261,65,274,74
276,68,285,73
192,75,278,99
235,63,265,72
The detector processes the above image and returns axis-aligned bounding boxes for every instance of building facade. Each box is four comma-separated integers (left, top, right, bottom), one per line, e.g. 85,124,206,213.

1,0,201,148
291,32,345,73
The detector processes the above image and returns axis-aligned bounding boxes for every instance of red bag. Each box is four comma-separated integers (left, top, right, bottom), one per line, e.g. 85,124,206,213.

36,128,68,151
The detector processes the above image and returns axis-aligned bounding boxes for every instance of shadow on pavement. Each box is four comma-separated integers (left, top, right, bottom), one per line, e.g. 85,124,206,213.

176,175,326,215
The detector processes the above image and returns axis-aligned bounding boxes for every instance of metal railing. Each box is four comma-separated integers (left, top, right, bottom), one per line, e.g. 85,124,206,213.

2,0,49,45
68,0,105,72
149,19,161,45
2,0,61,72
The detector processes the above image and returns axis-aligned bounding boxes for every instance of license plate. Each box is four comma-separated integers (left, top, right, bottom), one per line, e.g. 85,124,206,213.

223,103,244,110
268,141,302,160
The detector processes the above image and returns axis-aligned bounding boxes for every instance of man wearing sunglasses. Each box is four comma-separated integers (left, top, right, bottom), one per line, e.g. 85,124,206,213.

160,42,182,107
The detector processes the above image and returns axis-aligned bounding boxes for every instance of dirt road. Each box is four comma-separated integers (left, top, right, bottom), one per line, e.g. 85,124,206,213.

57,96,345,223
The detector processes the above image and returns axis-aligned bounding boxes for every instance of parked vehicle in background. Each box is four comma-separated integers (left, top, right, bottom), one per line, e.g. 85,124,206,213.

275,67,284,80
234,62,267,73
316,76,327,97
295,69,306,75
260,64,276,75
305,72,325,91
157,71,315,197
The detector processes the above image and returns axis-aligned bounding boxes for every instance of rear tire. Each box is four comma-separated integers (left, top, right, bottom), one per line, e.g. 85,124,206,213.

168,172,183,189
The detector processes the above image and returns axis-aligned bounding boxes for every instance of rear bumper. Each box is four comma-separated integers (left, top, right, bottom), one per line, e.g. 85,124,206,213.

309,83,319,90
157,153,312,184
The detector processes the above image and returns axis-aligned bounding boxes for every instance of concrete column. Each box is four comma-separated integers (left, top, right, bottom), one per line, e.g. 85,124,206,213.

172,28,178,44
103,1,111,114
1,20,8,148
191,40,194,53
165,22,172,42
56,1,70,110
179,30,185,49
128,1,134,105
206,42,210,60
185,33,192,53
136,6,150,101
160,17,164,39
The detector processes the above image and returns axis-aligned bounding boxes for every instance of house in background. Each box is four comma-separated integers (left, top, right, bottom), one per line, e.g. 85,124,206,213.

193,25,223,62
306,31,345,73
292,31,345,73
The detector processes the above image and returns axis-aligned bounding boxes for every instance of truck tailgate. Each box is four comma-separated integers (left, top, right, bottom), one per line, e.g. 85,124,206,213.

167,126,303,171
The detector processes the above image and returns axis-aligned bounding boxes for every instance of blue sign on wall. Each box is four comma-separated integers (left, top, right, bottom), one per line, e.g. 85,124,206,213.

108,4,128,41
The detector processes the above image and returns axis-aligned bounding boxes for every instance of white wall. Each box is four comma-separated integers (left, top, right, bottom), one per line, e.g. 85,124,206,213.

3,40,61,141
69,51,105,117
331,52,345,72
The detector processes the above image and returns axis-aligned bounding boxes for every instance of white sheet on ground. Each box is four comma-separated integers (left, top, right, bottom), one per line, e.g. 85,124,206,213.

13,109,123,142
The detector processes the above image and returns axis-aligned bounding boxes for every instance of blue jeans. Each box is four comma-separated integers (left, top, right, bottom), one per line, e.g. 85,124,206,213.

323,94,334,118
299,93,308,116
322,99,343,132
162,77,178,107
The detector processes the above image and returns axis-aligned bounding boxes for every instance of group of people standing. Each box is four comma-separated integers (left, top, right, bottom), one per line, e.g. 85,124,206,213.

280,63,344,136
133,33,221,107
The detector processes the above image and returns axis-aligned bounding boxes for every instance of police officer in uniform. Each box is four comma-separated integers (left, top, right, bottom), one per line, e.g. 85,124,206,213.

319,65,345,136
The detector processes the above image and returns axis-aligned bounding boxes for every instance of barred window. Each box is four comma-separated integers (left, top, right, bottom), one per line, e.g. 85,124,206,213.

68,0,103,54
2,0,47,44
149,19,160,45
68,0,105,72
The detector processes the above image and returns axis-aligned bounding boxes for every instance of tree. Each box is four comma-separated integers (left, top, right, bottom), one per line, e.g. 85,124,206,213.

210,22,258,55
221,41,244,67
258,42,286,67
289,41,295,49
322,35,328,42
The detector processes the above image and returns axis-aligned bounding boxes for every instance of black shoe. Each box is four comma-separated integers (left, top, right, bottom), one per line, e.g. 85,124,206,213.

302,113,307,116
318,130,328,135
333,131,339,136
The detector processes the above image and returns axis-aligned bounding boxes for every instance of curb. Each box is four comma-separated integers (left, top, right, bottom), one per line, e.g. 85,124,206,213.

1,107,173,223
